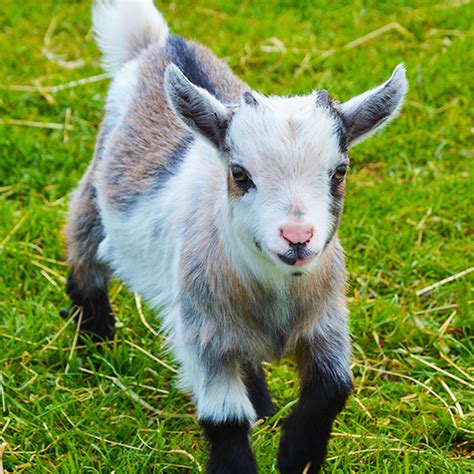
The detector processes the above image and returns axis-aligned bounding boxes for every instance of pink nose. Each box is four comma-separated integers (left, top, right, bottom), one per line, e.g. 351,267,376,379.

280,224,314,245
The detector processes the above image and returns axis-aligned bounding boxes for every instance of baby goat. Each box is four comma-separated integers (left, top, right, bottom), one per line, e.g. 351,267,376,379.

63,1,407,472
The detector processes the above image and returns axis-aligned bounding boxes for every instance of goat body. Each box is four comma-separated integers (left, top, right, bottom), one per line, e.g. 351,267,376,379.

63,1,407,472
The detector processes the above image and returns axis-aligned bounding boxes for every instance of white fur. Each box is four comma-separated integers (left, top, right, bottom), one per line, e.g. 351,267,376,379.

93,4,407,424
96,85,404,421
174,328,257,423
104,58,139,129
96,147,259,423
93,0,168,75
193,371,257,423
97,93,343,387
223,95,342,281
97,140,220,313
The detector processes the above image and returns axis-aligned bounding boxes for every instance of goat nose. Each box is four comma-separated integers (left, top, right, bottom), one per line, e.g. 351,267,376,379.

280,224,314,245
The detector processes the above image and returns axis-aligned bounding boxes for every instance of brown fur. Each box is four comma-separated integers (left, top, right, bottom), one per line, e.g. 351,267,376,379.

178,190,347,362
95,40,247,210
227,167,246,199
63,123,110,291
95,46,187,209
66,36,248,284
65,30,348,360
189,41,246,103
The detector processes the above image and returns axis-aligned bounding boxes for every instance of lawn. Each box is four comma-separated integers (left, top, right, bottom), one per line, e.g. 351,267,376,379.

0,0,473,472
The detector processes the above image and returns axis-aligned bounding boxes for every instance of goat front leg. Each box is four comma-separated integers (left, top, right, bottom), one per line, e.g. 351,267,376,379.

278,311,353,473
178,343,258,474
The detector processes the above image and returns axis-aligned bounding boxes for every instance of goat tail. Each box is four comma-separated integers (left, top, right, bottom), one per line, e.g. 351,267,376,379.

93,0,169,75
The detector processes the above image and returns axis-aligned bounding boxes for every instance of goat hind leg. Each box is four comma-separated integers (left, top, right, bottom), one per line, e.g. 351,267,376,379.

242,363,276,420
62,179,114,341
62,264,114,341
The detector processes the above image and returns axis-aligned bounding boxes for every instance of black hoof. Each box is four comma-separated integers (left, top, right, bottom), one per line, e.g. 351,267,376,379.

59,306,72,319
63,273,115,342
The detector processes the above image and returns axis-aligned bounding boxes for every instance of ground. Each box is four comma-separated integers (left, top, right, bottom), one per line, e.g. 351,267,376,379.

0,0,473,472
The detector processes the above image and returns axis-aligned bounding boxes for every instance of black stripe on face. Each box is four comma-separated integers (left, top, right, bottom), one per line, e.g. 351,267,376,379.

316,91,348,154
324,166,347,247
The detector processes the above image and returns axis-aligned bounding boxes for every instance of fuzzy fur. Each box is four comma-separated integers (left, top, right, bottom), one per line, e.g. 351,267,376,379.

64,1,407,472
93,0,168,74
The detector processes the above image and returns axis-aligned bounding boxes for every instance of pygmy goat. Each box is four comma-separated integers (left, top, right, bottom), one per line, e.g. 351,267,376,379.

62,1,407,472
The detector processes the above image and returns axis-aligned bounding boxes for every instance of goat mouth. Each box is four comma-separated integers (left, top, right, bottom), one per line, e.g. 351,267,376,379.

276,248,317,267
277,253,297,266
277,253,316,266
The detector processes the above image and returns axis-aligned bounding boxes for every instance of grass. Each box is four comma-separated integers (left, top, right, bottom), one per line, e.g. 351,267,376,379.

0,0,473,472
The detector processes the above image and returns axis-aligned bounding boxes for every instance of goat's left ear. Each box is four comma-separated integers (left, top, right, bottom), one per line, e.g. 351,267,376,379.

339,64,408,147
164,64,233,150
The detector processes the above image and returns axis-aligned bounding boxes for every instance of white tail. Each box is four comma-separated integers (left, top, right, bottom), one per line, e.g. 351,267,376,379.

93,0,169,75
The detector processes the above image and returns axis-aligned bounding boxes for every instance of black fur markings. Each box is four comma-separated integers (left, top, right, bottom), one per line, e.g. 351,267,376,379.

201,419,257,474
340,63,407,146
278,244,316,266
166,35,225,102
166,69,231,149
324,162,348,248
63,273,115,341
111,133,194,213
278,253,297,266
243,91,258,107
278,369,353,473
110,34,226,213
76,185,99,236
317,89,330,107
316,92,348,154
150,133,194,191
341,81,396,144
242,364,276,419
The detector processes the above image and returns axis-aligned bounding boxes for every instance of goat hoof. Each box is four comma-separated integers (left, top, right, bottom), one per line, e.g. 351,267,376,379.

59,306,72,319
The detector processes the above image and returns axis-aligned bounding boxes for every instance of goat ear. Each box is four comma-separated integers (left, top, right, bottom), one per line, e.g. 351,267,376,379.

339,64,408,147
164,64,232,149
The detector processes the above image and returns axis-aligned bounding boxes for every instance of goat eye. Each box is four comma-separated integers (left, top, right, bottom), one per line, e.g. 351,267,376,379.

231,164,254,190
332,165,348,182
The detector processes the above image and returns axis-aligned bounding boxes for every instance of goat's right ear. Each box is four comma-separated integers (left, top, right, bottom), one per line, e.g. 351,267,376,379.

164,64,232,150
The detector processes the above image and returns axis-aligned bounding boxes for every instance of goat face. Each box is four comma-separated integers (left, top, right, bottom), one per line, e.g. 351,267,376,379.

165,64,407,275
225,93,347,273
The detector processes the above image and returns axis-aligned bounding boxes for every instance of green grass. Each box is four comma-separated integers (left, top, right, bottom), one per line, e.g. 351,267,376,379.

1,0,473,472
